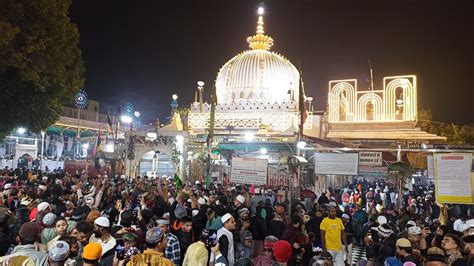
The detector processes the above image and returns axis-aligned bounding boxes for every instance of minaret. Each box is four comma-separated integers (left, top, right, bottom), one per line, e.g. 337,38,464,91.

170,94,178,117
247,7,274,50
197,81,204,113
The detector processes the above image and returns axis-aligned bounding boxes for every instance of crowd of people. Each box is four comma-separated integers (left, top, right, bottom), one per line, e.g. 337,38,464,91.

0,166,472,266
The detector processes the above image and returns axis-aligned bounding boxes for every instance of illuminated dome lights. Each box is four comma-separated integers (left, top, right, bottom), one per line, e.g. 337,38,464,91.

215,7,300,105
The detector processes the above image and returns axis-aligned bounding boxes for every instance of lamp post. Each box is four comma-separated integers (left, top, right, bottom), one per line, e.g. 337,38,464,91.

120,114,133,178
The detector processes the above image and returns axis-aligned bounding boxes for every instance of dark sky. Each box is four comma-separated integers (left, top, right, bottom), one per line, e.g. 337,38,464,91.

69,0,473,125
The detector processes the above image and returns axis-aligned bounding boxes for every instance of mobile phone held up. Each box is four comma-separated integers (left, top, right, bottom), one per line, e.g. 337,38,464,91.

116,239,125,260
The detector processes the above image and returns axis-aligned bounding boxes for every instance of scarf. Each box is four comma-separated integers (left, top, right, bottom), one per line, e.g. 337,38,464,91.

217,227,234,265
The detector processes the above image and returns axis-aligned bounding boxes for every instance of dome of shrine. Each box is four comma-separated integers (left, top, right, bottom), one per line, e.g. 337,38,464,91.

215,8,300,105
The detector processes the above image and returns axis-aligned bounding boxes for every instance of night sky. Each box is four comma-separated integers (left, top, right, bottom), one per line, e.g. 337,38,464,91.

69,0,473,125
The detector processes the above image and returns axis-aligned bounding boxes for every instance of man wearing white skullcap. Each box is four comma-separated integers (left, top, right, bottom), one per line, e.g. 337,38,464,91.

217,213,236,265
37,202,51,212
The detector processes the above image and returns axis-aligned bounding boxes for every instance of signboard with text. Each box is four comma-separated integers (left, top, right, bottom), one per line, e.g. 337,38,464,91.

434,153,474,204
230,157,268,185
314,153,358,176
358,152,383,166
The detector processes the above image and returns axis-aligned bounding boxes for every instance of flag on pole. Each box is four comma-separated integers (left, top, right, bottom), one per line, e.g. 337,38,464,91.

107,109,113,129
174,173,183,190
93,127,102,157
205,175,211,188
106,109,113,145
298,75,308,137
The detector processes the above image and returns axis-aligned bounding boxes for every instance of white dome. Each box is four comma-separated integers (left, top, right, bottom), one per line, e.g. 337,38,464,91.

216,50,300,105
215,10,300,105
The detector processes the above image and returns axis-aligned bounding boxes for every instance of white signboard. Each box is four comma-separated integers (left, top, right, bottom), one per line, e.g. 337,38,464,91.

314,153,359,175
231,157,268,185
427,155,435,179
358,152,382,166
434,153,473,204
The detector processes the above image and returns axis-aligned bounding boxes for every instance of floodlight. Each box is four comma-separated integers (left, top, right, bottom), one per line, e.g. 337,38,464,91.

120,115,133,124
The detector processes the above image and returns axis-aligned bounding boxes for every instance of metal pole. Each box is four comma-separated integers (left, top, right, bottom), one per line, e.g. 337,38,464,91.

40,131,45,170
76,108,81,158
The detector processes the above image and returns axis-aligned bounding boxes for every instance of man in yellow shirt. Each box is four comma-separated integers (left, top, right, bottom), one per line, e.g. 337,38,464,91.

183,229,216,266
127,227,173,266
320,205,347,265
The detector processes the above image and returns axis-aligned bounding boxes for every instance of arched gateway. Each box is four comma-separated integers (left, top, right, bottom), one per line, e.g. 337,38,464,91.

123,130,188,181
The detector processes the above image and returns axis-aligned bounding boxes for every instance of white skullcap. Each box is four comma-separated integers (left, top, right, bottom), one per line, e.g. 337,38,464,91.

221,213,233,224
453,219,464,232
342,214,350,220
3,183,11,190
408,226,422,235
459,223,470,233
377,215,388,225
192,210,199,217
236,195,245,204
466,219,474,229
156,218,170,225
198,197,206,205
94,216,110,228
37,202,50,212
406,220,417,227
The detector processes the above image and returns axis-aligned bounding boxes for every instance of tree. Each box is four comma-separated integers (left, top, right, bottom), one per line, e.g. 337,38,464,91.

0,0,85,139
417,109,474,144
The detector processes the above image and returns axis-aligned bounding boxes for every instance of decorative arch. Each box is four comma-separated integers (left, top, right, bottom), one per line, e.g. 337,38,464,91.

328,80,357,122
384,76,417,121
128,143,173,178
357,93,383,121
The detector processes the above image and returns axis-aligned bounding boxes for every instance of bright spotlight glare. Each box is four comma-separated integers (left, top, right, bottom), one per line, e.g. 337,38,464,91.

121,115,133,124
16,127,26,134
172,94,178,100
258,7,264,15
244,132,255,141
260,148,267,155
297,141,306,149
134,111,141,118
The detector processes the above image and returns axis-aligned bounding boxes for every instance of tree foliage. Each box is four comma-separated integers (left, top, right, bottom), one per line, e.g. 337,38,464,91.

0,0,84,138
417,109,474,144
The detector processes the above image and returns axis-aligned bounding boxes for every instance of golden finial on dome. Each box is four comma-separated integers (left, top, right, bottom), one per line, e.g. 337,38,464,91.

247,7,274,50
